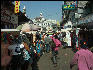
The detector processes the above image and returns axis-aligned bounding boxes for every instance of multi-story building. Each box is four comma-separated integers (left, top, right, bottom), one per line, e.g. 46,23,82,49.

32,13,57,32
1,1,31,29
61,1,93,50
78,1,93,29
61,1,90,29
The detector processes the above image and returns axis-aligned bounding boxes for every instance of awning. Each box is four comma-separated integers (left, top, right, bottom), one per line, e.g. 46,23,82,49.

1,29,20,32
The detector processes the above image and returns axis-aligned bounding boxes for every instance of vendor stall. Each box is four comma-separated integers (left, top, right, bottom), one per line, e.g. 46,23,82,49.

1,29,20,67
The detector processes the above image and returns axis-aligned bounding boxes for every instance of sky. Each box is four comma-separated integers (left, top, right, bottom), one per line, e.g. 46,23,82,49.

14,1,64,22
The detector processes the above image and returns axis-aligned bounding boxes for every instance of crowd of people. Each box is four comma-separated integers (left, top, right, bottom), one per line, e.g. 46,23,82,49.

1,30,93,70
3,31,63,70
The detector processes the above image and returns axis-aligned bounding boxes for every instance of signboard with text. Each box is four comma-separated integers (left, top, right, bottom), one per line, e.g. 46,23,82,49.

15,1,20,13
62,5,75,10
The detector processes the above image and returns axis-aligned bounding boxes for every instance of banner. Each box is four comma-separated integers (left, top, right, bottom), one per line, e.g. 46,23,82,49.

15,1,20,13
62,5,75,10
57,21,60,27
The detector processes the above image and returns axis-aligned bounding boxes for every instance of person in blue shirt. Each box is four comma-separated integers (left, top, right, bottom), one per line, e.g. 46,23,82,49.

36,40,41,57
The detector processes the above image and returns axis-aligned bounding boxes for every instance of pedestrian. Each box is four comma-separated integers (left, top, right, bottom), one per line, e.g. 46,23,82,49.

50,34,62,64
70,39,93,70
20,33,33,70
36,40,41,58
44,34,52,53
8,37,24,70
40,39,44,56
36,31,40,40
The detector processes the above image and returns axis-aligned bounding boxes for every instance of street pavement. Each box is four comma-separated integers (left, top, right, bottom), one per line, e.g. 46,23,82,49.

37,47,78,70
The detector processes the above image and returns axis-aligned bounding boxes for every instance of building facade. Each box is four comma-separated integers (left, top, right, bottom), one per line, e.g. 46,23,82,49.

1,1,18,29
61,1,93,50
61,1,93,29
32,13,57,32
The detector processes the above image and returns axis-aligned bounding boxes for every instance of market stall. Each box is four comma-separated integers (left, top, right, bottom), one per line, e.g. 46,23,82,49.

1,29,20,66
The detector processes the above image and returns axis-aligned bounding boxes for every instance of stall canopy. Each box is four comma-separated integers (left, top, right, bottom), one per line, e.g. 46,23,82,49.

21,23,31,32
16,23,41,32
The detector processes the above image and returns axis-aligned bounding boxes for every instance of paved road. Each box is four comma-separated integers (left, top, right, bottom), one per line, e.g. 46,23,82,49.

37,47,78,70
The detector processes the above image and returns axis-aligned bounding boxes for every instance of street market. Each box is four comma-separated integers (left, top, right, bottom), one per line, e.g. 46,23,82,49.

1,1,93,70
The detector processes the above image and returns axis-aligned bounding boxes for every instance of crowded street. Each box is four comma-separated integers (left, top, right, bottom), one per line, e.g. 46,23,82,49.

1,1,93,70
37,47,77,70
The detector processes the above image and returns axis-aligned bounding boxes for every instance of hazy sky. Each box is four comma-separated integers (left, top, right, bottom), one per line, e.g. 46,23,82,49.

15,1,64,22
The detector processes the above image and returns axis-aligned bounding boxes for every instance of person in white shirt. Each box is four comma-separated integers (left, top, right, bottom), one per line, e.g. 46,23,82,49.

8,37,24,70
8,43,24,55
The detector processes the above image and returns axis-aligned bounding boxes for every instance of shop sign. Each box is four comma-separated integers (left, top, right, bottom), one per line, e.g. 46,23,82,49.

66,1,77,7
62,5,75,10
15,1,20,13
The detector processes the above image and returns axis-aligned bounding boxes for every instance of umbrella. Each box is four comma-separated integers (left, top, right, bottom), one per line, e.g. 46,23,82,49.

16,23,41,32
21,23,31,32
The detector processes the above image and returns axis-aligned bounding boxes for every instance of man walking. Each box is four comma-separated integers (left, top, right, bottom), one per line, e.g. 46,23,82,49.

70,39,93,70
44,34,52,53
